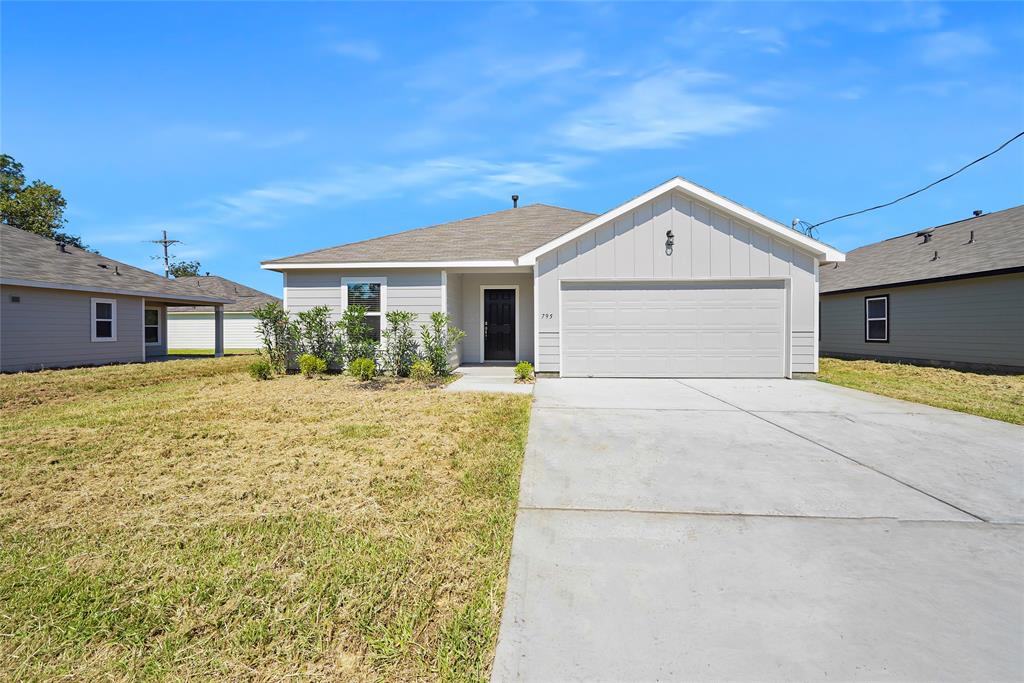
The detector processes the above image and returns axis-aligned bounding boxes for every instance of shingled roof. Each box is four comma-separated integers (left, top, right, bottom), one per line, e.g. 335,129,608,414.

820,205,1024,294
0,224,232,305
167,275,280,312
262,203,597,265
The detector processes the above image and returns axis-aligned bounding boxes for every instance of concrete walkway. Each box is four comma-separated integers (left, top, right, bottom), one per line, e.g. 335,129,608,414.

493,378,1024,682
445,364,533,395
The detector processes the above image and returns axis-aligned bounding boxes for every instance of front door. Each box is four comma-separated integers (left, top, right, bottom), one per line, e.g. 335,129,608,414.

483,289,516,361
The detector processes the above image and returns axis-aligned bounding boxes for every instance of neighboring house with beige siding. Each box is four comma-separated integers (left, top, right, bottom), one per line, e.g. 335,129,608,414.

0,225,232,373
820,205,1024,371
264,177,844,378
167,275,279,350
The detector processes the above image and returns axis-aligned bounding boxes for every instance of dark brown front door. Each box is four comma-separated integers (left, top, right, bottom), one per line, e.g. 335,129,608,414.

484,289,516,361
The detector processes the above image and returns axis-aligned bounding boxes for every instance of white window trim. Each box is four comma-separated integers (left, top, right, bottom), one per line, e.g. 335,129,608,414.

341,276,388,334
144,306,162,346
91,297,117,342
865,295,889,342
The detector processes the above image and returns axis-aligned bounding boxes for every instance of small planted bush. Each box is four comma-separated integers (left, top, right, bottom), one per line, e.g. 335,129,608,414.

381,310,418,377
298,353,328,379
514,361,535,382
420,312,465,378
348,357,376,382
410,359,434,382
248,358,273,381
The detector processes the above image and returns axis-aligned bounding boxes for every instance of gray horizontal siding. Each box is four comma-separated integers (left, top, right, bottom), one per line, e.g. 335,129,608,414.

791,330,816,373
1,285,145,372
284,268,444,338
820,273,1024,368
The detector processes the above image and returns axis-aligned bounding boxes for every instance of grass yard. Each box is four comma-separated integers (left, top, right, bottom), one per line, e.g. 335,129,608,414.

0,357,532,680
819,357,1024,425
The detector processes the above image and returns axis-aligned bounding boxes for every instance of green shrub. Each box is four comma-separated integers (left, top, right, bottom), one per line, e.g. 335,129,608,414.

514,361,534,382
410,359,434,382
339,304,378,365
294,306,341,365
348,357,376,381
381,310,419,377
248,358,273,381
252,302,297,374
298,353,328,379
420,312,465,378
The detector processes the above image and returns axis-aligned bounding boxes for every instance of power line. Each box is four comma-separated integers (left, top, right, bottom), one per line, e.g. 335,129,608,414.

806,130,1024,231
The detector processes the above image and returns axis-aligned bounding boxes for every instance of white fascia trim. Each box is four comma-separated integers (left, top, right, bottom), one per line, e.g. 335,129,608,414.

518,177,846,265
0,277,233,304
262,260,518,271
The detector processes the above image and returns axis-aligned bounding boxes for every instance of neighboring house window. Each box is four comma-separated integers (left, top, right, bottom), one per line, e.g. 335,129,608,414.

342,277,387,342
145,307,161,345
91,298,117,342
865,295,889,343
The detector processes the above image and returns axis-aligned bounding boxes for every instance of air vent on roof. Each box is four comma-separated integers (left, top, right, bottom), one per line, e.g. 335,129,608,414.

973,209,983,217
916,229,933,244
56,242,68,253
512,194,519,209
931,250,939,261
97,263,109,269
967,230,976,244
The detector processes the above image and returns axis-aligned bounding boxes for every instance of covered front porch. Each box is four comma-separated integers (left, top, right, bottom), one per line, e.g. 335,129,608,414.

443,269,534,366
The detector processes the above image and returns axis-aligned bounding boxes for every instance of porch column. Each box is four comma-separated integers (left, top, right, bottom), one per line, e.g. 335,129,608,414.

214,305,225,358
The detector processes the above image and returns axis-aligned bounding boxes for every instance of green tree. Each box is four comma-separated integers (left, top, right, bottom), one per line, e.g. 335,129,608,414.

169,260,202,278
0,154,86,248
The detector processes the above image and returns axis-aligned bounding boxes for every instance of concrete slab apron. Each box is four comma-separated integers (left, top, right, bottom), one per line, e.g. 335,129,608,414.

493,378,1024,682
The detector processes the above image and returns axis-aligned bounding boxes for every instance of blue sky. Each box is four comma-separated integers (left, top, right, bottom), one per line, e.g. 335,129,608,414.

3,1,1022,294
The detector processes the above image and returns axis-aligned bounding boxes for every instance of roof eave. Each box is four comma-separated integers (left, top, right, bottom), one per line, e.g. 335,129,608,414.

0,277,235,305
260,259,522,271
518,177,846,265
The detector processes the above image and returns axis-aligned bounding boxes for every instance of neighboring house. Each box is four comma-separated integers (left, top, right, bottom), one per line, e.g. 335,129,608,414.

0,224,233,372
167,276,280,350
820,205,1024,371
262,177,844,378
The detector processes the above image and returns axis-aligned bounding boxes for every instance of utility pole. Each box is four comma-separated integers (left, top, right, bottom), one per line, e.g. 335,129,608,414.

148,230,182,278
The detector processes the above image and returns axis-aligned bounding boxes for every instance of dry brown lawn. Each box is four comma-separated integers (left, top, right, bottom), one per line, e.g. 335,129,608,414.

0,356,532,681
819,357,1024,425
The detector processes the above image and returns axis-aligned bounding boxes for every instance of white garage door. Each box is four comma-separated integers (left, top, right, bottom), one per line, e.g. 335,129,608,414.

561,281,786,378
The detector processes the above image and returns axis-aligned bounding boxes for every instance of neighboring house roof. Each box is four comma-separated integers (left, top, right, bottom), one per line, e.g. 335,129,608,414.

167,275,280,312
0,223,233,305
262,203,597,266
261,177,844,271
820,205,1024,294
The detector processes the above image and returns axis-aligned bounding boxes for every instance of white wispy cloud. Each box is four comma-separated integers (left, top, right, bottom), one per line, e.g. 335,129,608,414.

918,30,993,66
156,125,309,149
556,69,770,151
328,40,381,62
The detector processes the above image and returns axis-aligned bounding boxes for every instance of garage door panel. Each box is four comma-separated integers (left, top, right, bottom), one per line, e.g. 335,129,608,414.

562,281,785,378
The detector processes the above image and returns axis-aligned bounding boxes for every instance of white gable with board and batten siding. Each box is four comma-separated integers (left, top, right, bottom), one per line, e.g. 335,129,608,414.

528,178,843,377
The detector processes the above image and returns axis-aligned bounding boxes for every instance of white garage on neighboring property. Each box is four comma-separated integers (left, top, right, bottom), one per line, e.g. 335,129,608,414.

167,276,280,351
263,177,844,378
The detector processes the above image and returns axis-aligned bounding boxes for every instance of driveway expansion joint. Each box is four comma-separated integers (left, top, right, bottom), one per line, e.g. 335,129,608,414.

516,505,993,525
674,380,990,523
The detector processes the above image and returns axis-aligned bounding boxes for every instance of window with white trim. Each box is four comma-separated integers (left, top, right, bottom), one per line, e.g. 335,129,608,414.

91,298,117,342
865,295,888,343
144,307,161,345
342,277,386,342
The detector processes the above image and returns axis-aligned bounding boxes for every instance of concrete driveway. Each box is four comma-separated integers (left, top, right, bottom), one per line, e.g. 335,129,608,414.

493,378,1024,682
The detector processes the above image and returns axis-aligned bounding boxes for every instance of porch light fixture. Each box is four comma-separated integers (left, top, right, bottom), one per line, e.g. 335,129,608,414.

665,230,674,256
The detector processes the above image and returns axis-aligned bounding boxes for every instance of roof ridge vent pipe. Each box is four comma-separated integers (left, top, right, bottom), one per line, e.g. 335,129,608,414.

916,229,933,244
931,250,939,261
512,194,519,209
967,230,976,244
56,241,68,253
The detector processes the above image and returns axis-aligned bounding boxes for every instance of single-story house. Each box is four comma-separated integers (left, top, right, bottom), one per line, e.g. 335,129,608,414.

167,275,280,350
820,205,1024,372
262,177,844,378
0,224,233,373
